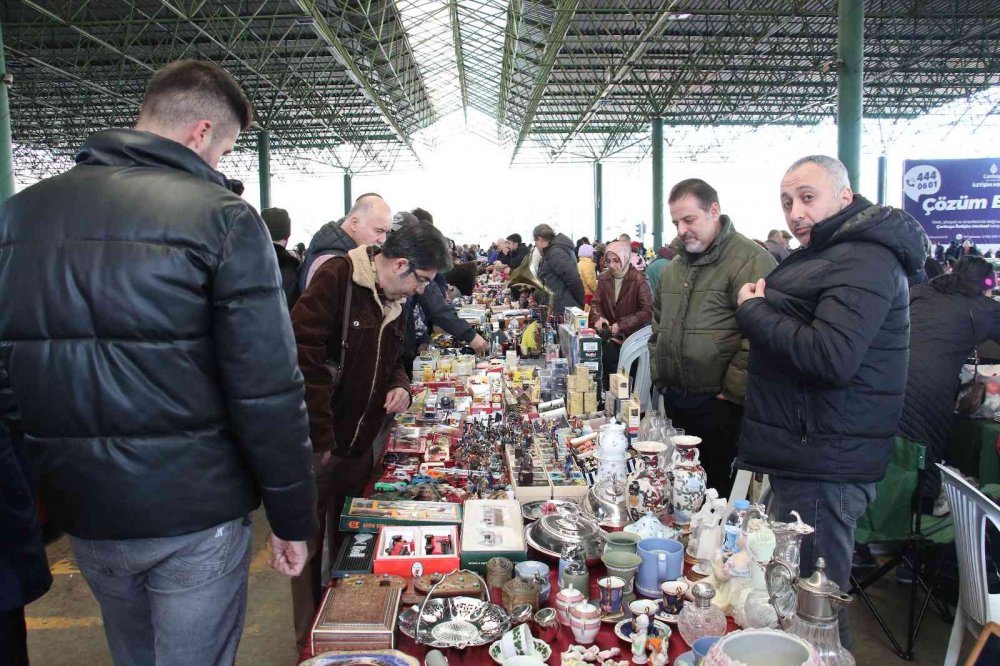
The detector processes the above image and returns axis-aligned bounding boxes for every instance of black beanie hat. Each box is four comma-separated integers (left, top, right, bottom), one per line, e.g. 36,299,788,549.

261,207,291,241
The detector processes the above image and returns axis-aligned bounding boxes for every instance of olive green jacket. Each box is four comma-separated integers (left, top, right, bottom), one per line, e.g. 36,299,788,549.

649,216,775,403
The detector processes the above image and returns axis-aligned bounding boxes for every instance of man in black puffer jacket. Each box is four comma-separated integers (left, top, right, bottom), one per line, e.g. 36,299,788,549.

735,155,925,650
0,61,315,664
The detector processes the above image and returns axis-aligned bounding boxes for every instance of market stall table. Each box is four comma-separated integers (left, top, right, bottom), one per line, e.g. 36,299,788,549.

302,566,737,664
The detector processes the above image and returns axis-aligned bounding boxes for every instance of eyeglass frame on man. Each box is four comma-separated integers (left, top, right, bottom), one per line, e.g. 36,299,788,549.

402,262,435,291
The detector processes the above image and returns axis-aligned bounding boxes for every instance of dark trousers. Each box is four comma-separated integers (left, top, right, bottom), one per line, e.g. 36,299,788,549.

661,393,742,498
0,607,29,666
600,338,622,392
769,477,876,650
290,448,374,649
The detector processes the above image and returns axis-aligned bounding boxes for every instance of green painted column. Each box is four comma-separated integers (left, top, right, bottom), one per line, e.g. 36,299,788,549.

837,0,864,190
0,17,15,203
593,161,603,241
257,129,270,210
877,154,888,205
651,117,664,249
343,172,352,216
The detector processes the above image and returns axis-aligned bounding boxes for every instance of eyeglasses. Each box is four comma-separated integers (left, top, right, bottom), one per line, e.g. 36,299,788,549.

403,265,433,290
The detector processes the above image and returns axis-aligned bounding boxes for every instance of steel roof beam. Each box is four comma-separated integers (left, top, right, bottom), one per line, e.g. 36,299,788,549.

294,0,423,166
509,0,580,164
450,0,469,120
548,0,680,161
497,0,523,127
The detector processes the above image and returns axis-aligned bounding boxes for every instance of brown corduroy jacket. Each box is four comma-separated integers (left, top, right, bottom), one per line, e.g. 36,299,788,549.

292,245,409,456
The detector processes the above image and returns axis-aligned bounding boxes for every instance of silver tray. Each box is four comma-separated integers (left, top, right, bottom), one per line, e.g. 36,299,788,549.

398,596,510,648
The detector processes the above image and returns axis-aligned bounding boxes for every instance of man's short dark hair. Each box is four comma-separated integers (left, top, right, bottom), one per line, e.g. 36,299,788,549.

412,207,434,224
668,178,720,212
139,60,253,131
532,224,555,242
767,229,783,241
506,233,522,245
383,221,452,272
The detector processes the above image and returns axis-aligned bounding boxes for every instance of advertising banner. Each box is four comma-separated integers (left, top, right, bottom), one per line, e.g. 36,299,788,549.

902,157,1000,244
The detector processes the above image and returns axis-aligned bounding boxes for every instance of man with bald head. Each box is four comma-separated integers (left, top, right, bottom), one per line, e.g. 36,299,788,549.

299,193,392,290
735,155,925,648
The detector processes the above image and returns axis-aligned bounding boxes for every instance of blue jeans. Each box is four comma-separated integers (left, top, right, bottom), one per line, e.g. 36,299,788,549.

71,516,252,666
768,477,876,651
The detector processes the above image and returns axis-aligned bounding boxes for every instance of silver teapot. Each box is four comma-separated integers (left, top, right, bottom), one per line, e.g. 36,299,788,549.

766,558,855,665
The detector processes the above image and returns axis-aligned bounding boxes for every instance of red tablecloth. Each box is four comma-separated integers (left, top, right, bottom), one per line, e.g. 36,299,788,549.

301,566,737,664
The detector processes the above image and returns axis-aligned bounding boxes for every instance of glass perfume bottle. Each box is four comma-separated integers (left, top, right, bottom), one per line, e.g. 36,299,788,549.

678,581,727,646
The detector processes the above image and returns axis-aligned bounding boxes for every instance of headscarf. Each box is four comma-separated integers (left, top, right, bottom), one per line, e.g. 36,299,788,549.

578,243,594,258
656,246,675,260
605,240,631,269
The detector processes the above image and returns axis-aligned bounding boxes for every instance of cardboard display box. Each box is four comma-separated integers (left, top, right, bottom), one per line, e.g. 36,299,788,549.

340,498,463,533
373,525,460,577
460,499,528,572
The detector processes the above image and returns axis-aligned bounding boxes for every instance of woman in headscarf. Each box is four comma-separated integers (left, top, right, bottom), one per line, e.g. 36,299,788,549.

588,240,653,389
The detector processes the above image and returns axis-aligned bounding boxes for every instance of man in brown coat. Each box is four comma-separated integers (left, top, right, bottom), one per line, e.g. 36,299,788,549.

589,240,654,391
289,221,452,647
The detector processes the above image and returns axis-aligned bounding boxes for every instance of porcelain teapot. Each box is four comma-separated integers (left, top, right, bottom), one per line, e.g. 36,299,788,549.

597,420,629,459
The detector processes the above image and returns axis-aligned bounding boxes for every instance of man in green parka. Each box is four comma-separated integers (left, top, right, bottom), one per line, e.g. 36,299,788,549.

649,178,775,497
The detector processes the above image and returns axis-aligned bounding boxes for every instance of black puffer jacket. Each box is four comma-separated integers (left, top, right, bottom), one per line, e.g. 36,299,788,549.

0,129,316,540
899,282,1000,497
736,196,926,482
538,233,585,315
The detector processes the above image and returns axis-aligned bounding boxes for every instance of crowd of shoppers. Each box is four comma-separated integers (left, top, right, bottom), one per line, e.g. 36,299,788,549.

3,58,992,665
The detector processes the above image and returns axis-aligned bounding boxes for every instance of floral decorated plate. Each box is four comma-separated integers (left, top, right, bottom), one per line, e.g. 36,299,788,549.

488,638,552,664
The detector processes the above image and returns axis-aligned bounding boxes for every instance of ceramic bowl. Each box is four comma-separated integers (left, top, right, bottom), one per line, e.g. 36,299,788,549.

702,629,823,666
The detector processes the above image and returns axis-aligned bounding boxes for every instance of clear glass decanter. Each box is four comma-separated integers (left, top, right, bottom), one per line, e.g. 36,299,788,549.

678,582,727,646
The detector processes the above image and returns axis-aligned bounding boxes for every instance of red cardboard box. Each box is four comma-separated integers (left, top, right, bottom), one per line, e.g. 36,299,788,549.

373,525,460,578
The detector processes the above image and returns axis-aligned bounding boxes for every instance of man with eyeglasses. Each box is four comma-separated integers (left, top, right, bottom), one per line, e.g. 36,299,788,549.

288,221,452,648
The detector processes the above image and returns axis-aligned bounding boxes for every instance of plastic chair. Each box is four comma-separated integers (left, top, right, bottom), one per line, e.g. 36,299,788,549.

616,325,653,412
938,464,1000,665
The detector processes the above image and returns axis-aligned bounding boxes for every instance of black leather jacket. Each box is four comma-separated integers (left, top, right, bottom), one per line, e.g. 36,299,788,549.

0,129,316,540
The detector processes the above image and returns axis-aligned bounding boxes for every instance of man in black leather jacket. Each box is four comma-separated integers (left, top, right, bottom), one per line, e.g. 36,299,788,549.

0,60,315,664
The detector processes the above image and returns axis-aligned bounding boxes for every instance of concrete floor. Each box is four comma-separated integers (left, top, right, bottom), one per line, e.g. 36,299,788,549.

26,509,966,665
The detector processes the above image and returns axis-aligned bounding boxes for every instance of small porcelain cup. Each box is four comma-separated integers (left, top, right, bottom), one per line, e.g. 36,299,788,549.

499,623,535,658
